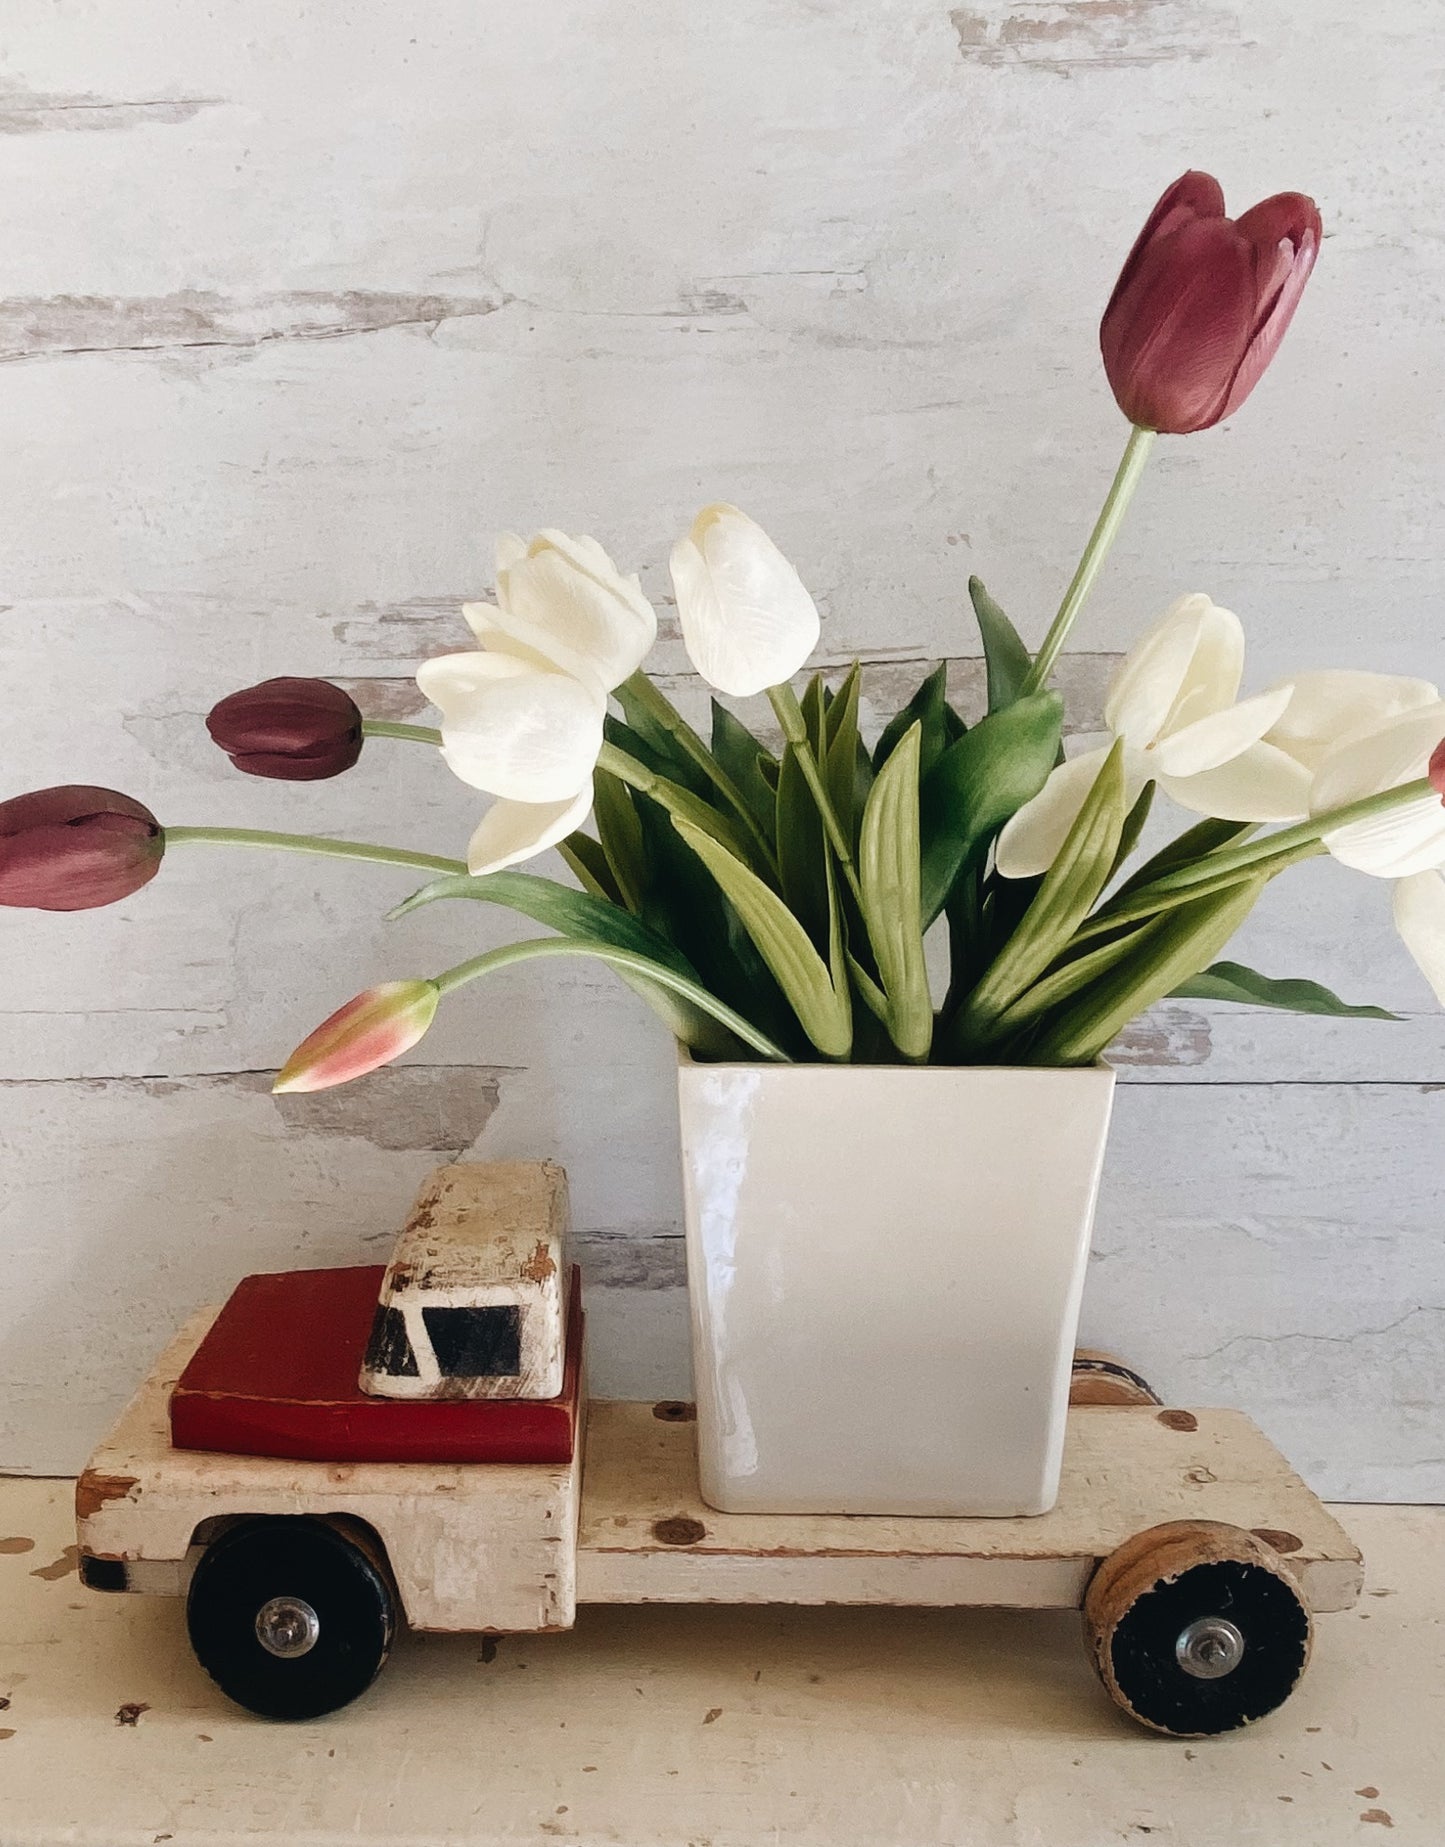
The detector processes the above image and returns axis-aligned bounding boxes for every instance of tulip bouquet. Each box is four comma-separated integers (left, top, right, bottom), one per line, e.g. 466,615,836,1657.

8,172,1445,1086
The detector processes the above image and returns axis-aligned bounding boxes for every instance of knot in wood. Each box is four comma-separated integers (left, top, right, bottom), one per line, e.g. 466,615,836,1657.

652,1516,707,1547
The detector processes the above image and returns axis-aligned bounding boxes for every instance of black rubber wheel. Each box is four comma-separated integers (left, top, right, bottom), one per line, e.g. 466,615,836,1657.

1084,1522,1313,1736
187,1517,397,1719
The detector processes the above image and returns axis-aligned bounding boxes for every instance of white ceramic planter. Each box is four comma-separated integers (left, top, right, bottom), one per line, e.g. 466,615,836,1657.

677,1059,1116,1517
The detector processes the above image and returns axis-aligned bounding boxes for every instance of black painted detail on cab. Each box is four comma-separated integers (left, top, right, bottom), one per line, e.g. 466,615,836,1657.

422,1303,523,1377
363,1304,419,1378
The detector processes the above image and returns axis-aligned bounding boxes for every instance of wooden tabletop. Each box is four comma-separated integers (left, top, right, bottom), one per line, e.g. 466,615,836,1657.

0,1478,1437,1845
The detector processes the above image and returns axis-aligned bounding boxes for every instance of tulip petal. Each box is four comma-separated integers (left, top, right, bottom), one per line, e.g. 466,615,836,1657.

465,781,595,876
459,600,559,671
1217,194,1322,425
1105,595,1222,745
493,531,657,689
1266,669,1440,772
994,745,1119,879
274,980,440,1094
1160,599,1246,734
1156,741,1312,822
1101,215,1257,433
417,651,605,804
1150,682,1294,778
1107,171,1226,310
670,504,821,698
1393,871,1445,1006
1310,701,1445,876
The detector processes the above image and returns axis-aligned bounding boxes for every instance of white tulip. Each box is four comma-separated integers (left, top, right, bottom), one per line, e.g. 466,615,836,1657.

669,504,821,698
467,529,657,692
465,781,596,877
1308,701,1445,878
416,650,605,805
996,595,1309,878
1393,870,1445,1005
1264,669,1439,774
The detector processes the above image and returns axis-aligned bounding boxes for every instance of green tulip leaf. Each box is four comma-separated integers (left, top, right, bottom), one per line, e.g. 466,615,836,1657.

918,689,1064,925
1170,960,1399,1020
557,831,623,906
1025,875,1270,1066
943,738,1127,1053
709,700,779,842
389,867,752,1058
858,722,932,1059
673,818,852,1059
874,662,959,782
969,577,1033,713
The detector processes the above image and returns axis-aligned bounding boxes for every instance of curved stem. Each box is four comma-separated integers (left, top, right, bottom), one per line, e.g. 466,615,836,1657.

597,740,770,874
362,720,443,746
766,683,865,908
430,935,792,1061
164,826,465,877
1021,423,1156,696
617,671,778,871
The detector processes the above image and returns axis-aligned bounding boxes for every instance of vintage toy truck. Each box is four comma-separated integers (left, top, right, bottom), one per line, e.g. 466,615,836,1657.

76,1162,1363,1736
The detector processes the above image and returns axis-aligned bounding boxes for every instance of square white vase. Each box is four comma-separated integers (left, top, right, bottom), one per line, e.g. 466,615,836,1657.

677,1058,1116,1517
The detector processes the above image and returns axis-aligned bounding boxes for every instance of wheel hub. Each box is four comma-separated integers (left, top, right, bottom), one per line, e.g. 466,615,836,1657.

1174,1614,1245,1679
254,1595,321,1659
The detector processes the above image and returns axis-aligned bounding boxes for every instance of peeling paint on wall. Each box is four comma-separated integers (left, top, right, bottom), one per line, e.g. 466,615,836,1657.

0,290,507,364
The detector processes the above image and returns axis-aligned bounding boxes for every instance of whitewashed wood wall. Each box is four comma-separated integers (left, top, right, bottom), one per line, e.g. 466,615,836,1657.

3,0,1443,1496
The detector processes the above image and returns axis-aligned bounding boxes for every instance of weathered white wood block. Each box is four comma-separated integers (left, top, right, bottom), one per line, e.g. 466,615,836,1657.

360,1163,569,1402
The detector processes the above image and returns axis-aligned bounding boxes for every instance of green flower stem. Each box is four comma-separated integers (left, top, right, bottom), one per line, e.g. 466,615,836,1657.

597,740,770,874
164,826,466,877
362,720,443,746
766,682,866,907
1075,775,1438,942
617,670,777,869
429,935,791,1060
1021,423,1156,696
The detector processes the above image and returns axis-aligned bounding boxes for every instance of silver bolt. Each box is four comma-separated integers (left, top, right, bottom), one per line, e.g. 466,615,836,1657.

254,1595,321,1660
1175,1615,1245,1679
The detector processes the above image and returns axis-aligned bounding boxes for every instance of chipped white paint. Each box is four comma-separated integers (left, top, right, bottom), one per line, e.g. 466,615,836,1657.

2,1,1445,1494
79,1314,582,1634
362,1163,568,1401
576,1401,1363,1614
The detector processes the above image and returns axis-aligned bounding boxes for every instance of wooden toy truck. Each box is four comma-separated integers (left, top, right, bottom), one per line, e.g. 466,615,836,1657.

76,1164,1363,1737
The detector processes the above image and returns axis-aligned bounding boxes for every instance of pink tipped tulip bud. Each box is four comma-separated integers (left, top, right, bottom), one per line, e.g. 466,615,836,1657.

1101,171,1321,435
207,677,363,780
1430,739,1445,802
274,980,440,1093
0,785,163,911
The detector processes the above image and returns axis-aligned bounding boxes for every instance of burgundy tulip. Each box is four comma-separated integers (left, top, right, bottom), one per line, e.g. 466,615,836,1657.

207,677,363,780
1430,739,1445,803
0,786,163,911
1101,171,1322,435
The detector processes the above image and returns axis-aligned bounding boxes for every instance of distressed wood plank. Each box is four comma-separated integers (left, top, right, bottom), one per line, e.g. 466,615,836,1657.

576,1401,1361,1612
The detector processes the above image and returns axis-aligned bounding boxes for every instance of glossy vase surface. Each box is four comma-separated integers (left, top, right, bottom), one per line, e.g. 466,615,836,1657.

677,1059,1116,1516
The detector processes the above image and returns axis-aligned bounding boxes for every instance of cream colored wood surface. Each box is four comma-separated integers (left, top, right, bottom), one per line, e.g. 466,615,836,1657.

1,1479,1437,1847
576,1402,1363,1613
78,1316,582,1635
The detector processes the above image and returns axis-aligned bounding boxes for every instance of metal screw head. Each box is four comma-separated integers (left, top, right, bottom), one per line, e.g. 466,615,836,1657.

1175,1614,1245,1679
254,1595,321,1660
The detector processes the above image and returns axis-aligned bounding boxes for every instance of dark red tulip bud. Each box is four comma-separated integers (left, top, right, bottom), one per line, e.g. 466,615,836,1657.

1101,171,1321,435
1430,739,1445,803
0,786,163,911
207,677,363,780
